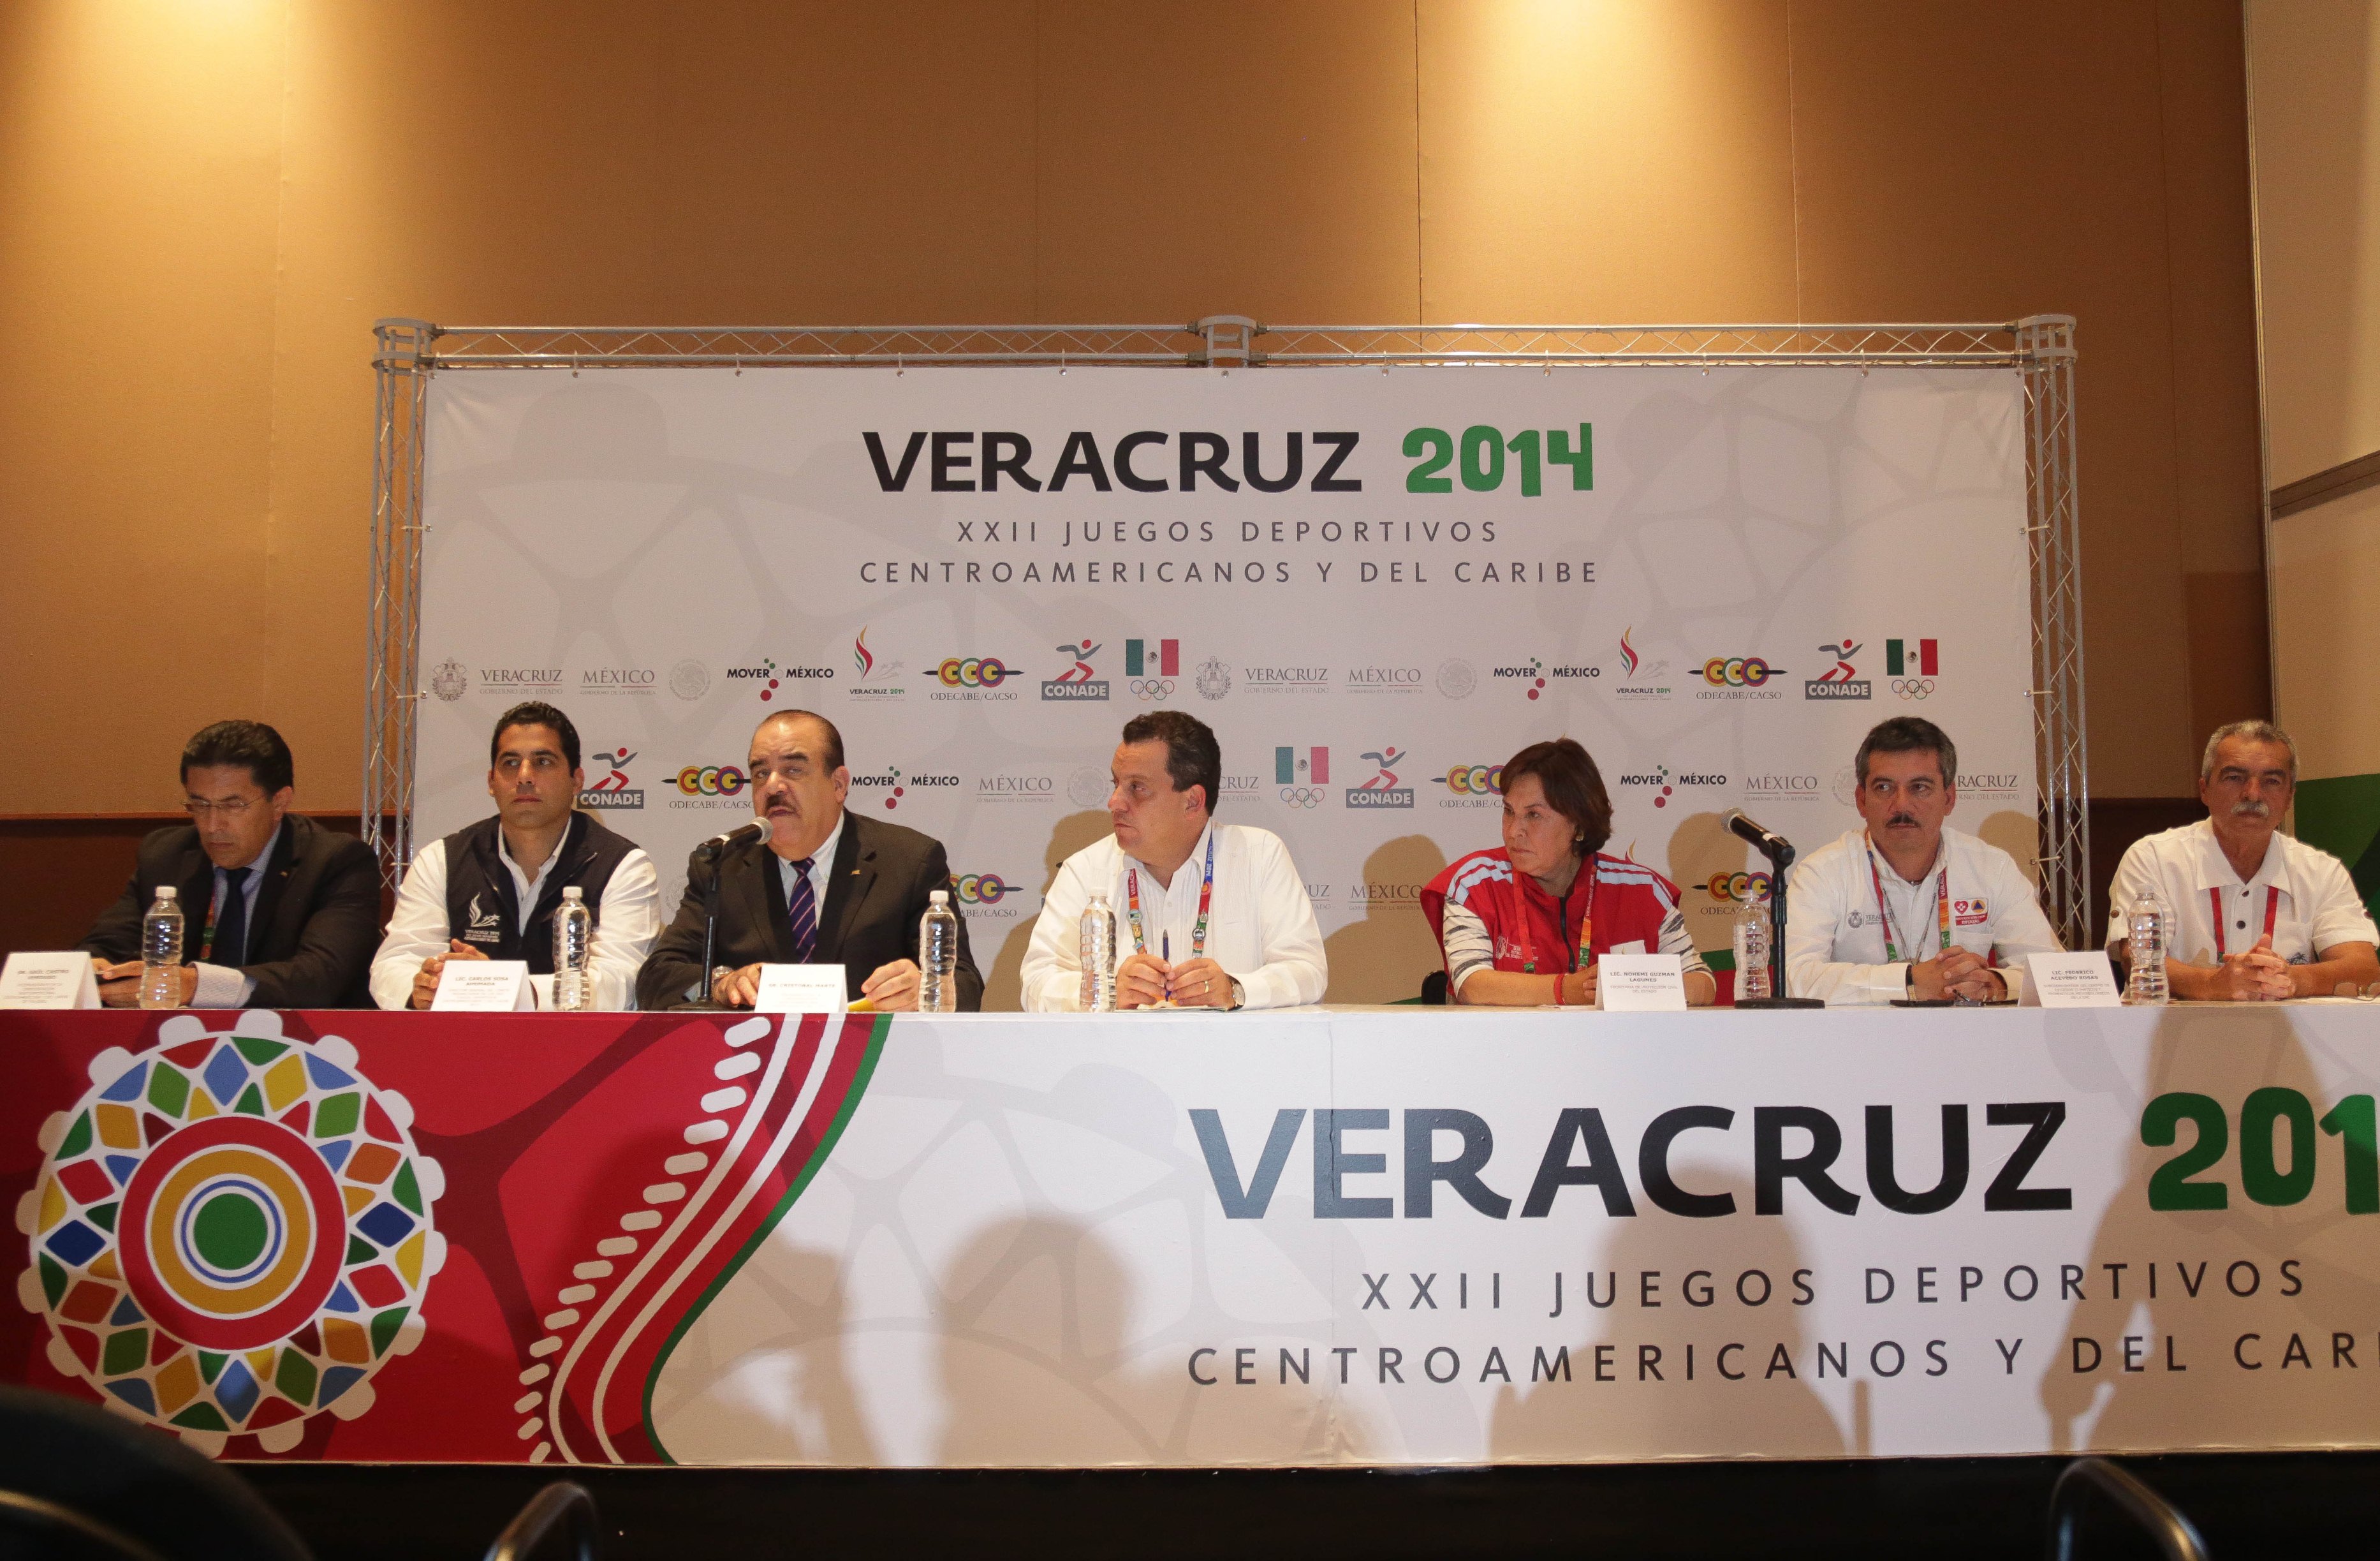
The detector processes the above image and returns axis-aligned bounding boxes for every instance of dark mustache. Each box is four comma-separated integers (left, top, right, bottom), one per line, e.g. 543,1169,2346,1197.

1886,813,1919,827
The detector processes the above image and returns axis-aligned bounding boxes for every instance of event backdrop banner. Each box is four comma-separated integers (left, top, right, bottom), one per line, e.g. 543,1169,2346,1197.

409,366,2037,1000
6,1008,2377,1466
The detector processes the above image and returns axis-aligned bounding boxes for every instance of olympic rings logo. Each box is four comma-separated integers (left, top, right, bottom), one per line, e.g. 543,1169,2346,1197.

937,657,1011,688
1701,657,1780,687
1279,788,1326,808
1444,764,1505,795
1891,679,1937,699
676,765,748,796
1707,871,1773,903
1129,679,1177,699
954,873,1010,904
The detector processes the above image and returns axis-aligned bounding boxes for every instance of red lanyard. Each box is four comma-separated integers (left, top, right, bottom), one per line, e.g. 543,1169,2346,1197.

1865,837,1948,963
1126,832,1216,959
2208,884,2281,959
1524,859,1598,974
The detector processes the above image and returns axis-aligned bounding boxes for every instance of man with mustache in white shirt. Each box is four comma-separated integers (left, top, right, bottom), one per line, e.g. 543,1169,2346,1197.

2106,720,2378,1000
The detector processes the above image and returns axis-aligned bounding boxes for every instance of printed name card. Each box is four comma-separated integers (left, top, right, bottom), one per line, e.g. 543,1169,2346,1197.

2022,952,2122,1008
1596,953,1689,1012
432,960,534,1012
0,952,100,1010
754,964,848,1014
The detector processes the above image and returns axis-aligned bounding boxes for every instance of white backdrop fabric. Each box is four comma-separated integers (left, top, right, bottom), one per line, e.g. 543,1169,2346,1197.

411,364,2036,1000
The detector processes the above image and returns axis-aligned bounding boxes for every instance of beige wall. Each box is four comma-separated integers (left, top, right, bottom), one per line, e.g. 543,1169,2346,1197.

0,0,2263,813
2250,0,2380,487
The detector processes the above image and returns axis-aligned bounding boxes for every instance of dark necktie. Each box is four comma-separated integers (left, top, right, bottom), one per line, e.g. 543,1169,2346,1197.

214,866,251,967
788,858,817,962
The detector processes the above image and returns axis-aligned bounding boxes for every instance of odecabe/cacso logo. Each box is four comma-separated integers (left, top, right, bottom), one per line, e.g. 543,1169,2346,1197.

1698,656,1788,700
953,873,1013,906
1441,762,1504,809
1707,869,1774,904
672,764,749,808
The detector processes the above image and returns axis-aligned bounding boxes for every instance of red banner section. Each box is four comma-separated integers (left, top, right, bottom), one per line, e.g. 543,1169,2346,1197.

3,1009,886,1464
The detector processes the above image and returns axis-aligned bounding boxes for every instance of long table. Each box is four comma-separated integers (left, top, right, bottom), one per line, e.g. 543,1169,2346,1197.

6,1004,2377,1466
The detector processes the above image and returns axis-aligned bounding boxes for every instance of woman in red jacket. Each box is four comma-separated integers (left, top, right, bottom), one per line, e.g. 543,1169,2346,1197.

1421,737,1715,1006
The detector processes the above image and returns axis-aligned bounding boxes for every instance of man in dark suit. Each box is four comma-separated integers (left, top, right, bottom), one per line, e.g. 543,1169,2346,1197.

80,720,379,1009
636,709,981,1011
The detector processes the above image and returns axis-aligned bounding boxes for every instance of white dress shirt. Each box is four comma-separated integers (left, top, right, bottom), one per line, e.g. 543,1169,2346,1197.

2104,819,2377,967
1784,825,2062,1005
188,823,279,1009
1021,820,1328,1011
772,813,845,940
370,824,661,1010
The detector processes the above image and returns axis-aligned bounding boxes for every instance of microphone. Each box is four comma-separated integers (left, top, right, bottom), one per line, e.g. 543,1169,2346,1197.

1724,809,1795,864
695,820,767,861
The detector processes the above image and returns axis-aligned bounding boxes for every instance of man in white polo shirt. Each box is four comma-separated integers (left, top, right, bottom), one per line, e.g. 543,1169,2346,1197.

1786,716,2062,1004
1022,710,1327,1010
2106,720,2378,1000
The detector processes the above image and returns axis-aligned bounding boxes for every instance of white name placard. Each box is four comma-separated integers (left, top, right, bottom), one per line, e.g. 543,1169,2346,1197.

2021,951,2122,1007
0,952,100,1010
1596,952,1688,1012
432,960,534,1012
754,963,848,1014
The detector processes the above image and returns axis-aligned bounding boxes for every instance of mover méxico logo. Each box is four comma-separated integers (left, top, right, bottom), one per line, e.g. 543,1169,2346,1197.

1042,640,1110,702
578,746,644,810
1805,639,1873,701
728,657,834,702
851,766,961,810
1494,658,1547,701
1346,747,1414,810
1618,765,1727,809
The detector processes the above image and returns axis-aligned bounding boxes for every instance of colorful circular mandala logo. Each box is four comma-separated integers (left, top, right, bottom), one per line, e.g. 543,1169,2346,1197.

15,1014,443,1454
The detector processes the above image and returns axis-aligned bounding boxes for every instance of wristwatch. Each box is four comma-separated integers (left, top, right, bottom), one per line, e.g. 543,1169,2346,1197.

1228,977,1246,1010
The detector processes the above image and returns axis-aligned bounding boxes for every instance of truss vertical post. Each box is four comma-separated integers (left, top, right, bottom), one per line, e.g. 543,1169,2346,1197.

366,319,435,890
2016,314,2090,949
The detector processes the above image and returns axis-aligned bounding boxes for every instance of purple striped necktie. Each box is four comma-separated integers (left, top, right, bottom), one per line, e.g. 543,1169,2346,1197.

788,857,818,961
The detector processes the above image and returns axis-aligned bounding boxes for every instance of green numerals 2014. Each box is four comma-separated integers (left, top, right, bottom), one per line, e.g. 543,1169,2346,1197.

1404,424,1591,495
2141,1088,2377,1212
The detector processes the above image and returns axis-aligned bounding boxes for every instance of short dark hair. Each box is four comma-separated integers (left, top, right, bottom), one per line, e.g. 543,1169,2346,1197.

491,702,582,771
1501,737,1613,859
754,709,845,772
1855,716,1957,787
1122,710,1222,814
181,721,294,795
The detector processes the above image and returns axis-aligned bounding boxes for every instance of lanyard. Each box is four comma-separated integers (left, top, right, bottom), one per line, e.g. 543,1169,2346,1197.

2209,884,2282,959
1865,836,1948,964
1127,832,1216,960
1524,859,1598,974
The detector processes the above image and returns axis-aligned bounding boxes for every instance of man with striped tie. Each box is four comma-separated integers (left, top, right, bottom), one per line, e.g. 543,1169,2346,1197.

634,709,981,1011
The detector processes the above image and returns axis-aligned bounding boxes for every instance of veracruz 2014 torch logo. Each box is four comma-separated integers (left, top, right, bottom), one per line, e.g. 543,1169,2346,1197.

17,1013,442,1456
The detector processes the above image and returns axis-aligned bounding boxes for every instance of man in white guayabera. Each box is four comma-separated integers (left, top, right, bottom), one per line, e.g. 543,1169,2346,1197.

2105,720,2378,1000
1784,716,2062,1004
1021,709,1326,1010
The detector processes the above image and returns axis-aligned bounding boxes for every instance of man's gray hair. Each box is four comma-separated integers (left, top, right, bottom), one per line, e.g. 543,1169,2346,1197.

2201,720,2296,783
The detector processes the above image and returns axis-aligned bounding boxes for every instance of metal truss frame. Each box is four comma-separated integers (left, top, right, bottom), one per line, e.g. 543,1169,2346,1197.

369,313,2089,944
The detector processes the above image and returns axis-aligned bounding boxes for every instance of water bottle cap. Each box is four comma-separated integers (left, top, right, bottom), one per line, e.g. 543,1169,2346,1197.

156,887,176,900
562,886,583,899
930,889,948,903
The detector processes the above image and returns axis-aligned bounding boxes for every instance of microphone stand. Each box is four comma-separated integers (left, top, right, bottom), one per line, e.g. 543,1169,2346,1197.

687,836,731,1010
1737,837,1823,1010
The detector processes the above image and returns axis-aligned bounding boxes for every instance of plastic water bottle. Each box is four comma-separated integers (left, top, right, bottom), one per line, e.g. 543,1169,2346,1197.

1732,896,1772,1004
2126,891,2171,1006
918,889,959,1013
552,886,594,1011
1079,894,1118,1012
138,887,185,1009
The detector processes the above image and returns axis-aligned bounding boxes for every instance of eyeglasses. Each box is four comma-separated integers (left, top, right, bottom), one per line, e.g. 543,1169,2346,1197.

184,797,261,819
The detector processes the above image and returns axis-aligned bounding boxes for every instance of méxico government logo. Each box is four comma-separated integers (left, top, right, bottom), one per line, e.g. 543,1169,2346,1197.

22,1016,441,1456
